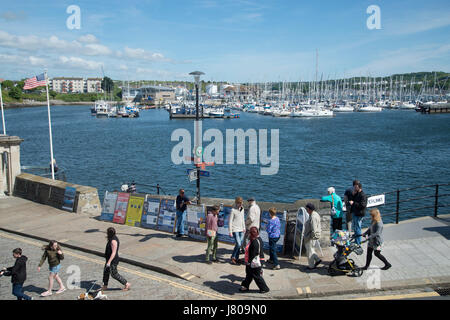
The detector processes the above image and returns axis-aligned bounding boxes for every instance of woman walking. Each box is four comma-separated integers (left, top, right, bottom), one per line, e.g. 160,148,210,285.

38,240,66,297
229,197,246,265
362,209,392,270
266,208,281,270
205,205,219,264
101,227,131,291
239,227,270,294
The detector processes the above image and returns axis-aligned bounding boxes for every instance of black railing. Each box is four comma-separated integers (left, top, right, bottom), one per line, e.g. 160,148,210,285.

136,183,166,195
373,183,450,224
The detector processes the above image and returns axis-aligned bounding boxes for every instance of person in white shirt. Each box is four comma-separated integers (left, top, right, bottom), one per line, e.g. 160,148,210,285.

228,197,246,264
241,197,261,252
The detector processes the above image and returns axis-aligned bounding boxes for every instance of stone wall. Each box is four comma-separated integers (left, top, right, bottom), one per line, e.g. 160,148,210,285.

0,135,23,196
14,173,101,217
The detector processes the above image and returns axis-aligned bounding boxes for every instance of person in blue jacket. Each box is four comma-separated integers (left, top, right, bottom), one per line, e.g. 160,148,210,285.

321,187,343,232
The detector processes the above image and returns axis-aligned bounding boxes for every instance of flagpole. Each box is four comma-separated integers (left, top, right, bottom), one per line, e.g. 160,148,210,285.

0,81,6,135
44,71,55,180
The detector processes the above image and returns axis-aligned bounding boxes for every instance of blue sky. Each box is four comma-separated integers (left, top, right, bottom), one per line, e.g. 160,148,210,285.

0,0,449,82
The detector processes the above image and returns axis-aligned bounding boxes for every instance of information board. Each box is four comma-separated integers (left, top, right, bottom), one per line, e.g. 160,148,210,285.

62,187,77,212
112,192,130,224
125,195,145,227
216,205,235,244
260,210,287,253
186,204,207,241
293,207,309,257
100,191,118,221
158,199,177,233
141,197,161,229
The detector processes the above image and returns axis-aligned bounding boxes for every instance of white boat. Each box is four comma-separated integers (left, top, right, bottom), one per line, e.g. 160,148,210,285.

95,100,115,118
358,104,382,112
272,109,291,117
297,108,334,117
398,102,416,110
209,108,224,117
333,105,354,112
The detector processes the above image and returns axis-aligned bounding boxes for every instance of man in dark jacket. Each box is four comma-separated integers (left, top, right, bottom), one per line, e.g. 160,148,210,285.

0,248,32,300
349,182,367,244
344,180,359,232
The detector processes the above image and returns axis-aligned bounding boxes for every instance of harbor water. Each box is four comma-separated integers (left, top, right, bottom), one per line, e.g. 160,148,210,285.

4,106,450,225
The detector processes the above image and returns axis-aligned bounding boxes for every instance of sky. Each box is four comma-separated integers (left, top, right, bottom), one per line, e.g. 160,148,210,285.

0,0,449,82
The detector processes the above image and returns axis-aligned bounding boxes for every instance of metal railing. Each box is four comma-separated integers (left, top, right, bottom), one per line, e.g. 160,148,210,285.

373,183,450,224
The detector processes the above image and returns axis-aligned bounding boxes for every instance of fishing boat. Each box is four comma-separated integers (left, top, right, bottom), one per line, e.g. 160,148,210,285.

209,107,225,118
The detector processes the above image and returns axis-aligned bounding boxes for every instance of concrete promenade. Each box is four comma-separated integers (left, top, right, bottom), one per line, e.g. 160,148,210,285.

0,196,449,299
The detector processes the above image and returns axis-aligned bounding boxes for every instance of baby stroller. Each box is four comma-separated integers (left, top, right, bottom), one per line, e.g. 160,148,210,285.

328,230,365,277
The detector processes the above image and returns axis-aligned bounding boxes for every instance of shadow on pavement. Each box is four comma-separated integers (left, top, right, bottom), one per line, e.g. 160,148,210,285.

22,284,47,294
423,226,450,240
172,248,234,264
203,279,242,295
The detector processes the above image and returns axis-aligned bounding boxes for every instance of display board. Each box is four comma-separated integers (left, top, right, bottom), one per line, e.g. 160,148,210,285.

125,195,145,227
158,199,177,233
140,197,161,229
100,191,118,222
186,204,207,241
62,187,77,212
216,205,235,244
293,207,309,257
112,192,130,224
260,210,287,253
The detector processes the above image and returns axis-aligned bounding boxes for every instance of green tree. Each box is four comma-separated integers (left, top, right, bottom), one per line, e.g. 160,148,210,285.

9,86,22,100
1,80,14,89
16,80,25,89
49,90,58,99
101,76,114,93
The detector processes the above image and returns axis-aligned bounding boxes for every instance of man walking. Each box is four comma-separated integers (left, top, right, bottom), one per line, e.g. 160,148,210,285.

303,203,322,270
344,180,359,232
350,182,367,245
241,197,261,253
176,189,191,237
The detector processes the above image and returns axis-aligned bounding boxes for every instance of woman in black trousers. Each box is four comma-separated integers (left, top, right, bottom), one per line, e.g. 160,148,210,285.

239,227,270,294
102,227,131,291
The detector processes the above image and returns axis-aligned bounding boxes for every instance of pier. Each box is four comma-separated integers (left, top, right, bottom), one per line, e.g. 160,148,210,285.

418,103,450,114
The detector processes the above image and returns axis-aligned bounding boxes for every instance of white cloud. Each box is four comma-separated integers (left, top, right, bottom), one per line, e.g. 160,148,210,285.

58,56,104,71
29,56,47,66
78,34,99,44
84,43,112,56
123,47,168,62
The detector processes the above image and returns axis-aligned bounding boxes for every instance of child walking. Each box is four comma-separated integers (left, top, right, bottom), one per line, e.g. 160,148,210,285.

38,240,66,297
0,248,32,300
205,205,219,264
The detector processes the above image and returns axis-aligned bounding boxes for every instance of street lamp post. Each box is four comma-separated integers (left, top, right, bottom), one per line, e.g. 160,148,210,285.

189,71,204,204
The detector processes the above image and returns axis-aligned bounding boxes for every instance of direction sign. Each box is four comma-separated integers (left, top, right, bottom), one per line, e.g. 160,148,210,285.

188,170,198,182
187,169,210,179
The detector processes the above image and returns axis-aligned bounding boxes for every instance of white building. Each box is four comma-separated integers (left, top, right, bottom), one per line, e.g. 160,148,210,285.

51,77,84,93
86,78,103,93
50,77,104,93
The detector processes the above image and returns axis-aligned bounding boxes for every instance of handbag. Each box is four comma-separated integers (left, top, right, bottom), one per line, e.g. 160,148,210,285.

330,194,337,217
207,230,216,237
250,240,262,268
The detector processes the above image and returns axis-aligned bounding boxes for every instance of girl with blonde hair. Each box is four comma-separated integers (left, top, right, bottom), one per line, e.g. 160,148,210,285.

362,208,391,270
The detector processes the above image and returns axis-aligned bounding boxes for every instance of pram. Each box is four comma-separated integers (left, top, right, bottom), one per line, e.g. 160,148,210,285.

328,230,365,277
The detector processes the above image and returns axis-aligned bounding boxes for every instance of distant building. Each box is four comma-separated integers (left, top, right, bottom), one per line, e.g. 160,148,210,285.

51,77,84,93
86,78,103,93
137,85,175,103
50,77,104,93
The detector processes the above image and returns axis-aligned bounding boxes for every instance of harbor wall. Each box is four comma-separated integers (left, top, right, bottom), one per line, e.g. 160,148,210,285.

14,173,101,217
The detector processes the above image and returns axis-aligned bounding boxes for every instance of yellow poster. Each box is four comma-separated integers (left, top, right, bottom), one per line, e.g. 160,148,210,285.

125,195,145,227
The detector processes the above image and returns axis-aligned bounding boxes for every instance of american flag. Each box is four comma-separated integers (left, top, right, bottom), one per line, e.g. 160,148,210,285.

23,73,47,90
